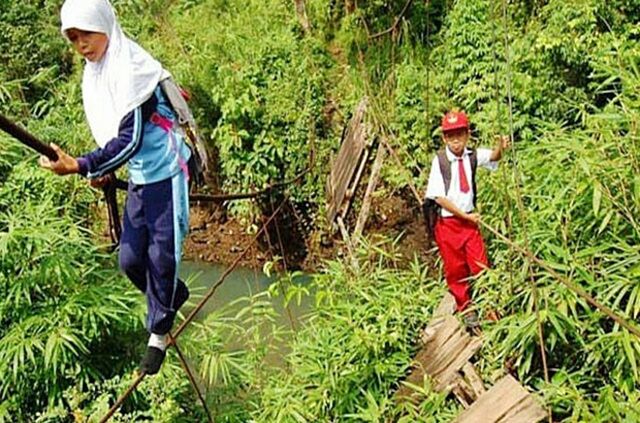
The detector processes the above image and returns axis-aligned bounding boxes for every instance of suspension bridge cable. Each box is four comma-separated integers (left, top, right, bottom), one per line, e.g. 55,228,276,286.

270,194,298,332
173,202,286,340
188,165,312,203
480,219,640,339
499,0,551,399
369,0,414,39
168,334,214,423
490,0,515,295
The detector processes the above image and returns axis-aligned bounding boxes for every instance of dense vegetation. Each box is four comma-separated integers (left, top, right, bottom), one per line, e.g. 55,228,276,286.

1,0,639,421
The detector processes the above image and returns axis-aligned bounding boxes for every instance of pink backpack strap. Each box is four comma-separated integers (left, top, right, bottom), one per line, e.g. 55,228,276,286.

150,112,190,181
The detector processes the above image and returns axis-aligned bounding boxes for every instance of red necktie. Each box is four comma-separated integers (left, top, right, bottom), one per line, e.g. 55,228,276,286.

458,158,470,193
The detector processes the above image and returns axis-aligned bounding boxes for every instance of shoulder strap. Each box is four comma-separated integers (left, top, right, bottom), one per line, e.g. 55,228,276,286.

159,77,209,188
469,148,478,207
438,148,478,203
437,149,451,195
469,148,478,173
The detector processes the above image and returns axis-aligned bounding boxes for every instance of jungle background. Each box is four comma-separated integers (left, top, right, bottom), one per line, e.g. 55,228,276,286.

1,0,640,421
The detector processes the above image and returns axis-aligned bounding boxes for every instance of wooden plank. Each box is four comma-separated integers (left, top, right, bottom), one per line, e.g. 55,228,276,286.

328,104,365,206
454,375,525,422
417,325,463,373
461,362,487,397
448,363,485,407
423,320,481,379
433,338,482,391
397,316,481,400
426,328,471,376
422,316,460,352
420,323,439,345
453,375,545,423
341,121,368,198
500,396,548,423
327,98,368,222
396,318,457,400
452,379,474,408
340,146,370,221
354,143,387,239
330,120,358,190
397,298,544,421
333,138,362,191
433,292,456,319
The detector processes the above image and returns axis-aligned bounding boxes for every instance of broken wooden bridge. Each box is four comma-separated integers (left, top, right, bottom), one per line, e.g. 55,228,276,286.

396,293,547,423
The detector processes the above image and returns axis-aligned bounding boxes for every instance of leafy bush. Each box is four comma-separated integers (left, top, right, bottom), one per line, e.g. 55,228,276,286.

473,28,640,420
0,1,72,110
122,0,336,215
0,160,144,419
255,242,459,422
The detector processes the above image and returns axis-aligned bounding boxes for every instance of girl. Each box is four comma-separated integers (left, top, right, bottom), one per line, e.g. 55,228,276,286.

40,0,191,375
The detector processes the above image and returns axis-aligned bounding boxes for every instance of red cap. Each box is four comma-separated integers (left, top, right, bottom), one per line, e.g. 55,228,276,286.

441,111,469,133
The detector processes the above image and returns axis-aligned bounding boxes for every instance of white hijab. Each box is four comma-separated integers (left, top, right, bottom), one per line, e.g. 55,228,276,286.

61,0,169,147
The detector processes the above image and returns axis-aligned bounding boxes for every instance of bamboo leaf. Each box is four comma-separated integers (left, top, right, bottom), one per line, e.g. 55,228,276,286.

593,183,602,217
598,210,614,235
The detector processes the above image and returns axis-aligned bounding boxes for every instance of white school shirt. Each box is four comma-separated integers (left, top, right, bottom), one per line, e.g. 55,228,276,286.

425,147,498,217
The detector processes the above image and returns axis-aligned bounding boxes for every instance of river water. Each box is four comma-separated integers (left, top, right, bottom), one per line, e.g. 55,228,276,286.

179,261,312,332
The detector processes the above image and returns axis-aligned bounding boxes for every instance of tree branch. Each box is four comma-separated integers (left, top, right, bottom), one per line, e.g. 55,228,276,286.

369,0,414,39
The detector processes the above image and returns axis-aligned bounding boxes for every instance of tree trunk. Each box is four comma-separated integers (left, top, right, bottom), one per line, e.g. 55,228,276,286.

294,0,311,34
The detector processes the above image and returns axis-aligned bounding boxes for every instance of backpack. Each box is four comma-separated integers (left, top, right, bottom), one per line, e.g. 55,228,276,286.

159,77,209,188
423,148,478,243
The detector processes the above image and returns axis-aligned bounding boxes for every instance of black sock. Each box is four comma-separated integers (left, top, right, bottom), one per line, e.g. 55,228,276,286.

140,346,166,375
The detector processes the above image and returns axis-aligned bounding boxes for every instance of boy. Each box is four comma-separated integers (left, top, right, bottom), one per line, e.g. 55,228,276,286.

425,110,509,329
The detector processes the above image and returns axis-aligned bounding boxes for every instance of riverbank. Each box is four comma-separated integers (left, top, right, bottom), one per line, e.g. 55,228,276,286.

182,187,433,271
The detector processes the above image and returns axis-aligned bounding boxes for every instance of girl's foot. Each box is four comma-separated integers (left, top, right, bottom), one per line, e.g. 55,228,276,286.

140,333,167,375
140,346,166,375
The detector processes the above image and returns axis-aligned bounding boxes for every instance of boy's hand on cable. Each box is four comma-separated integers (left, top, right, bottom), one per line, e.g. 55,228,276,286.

496,134,511,151
490,135,511,161
39,143,80,175
466,213,481,224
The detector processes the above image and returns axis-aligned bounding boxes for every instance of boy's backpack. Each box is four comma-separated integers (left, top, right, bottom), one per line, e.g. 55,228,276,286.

423,148,478,243
159,77,209,188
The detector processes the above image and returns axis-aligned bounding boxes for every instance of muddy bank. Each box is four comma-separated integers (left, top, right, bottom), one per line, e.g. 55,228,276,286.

183,188,432,271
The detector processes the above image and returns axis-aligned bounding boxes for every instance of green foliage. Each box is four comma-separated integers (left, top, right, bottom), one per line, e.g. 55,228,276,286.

255,241,459,422
343,0,640,419
0,159,143,419
2,0,640,420
469,25,640,420
0,1,72,110
119,0,336,215
35,368,201,422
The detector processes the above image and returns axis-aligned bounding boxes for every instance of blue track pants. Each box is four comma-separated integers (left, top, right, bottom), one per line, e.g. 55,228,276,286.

119,171,190,335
